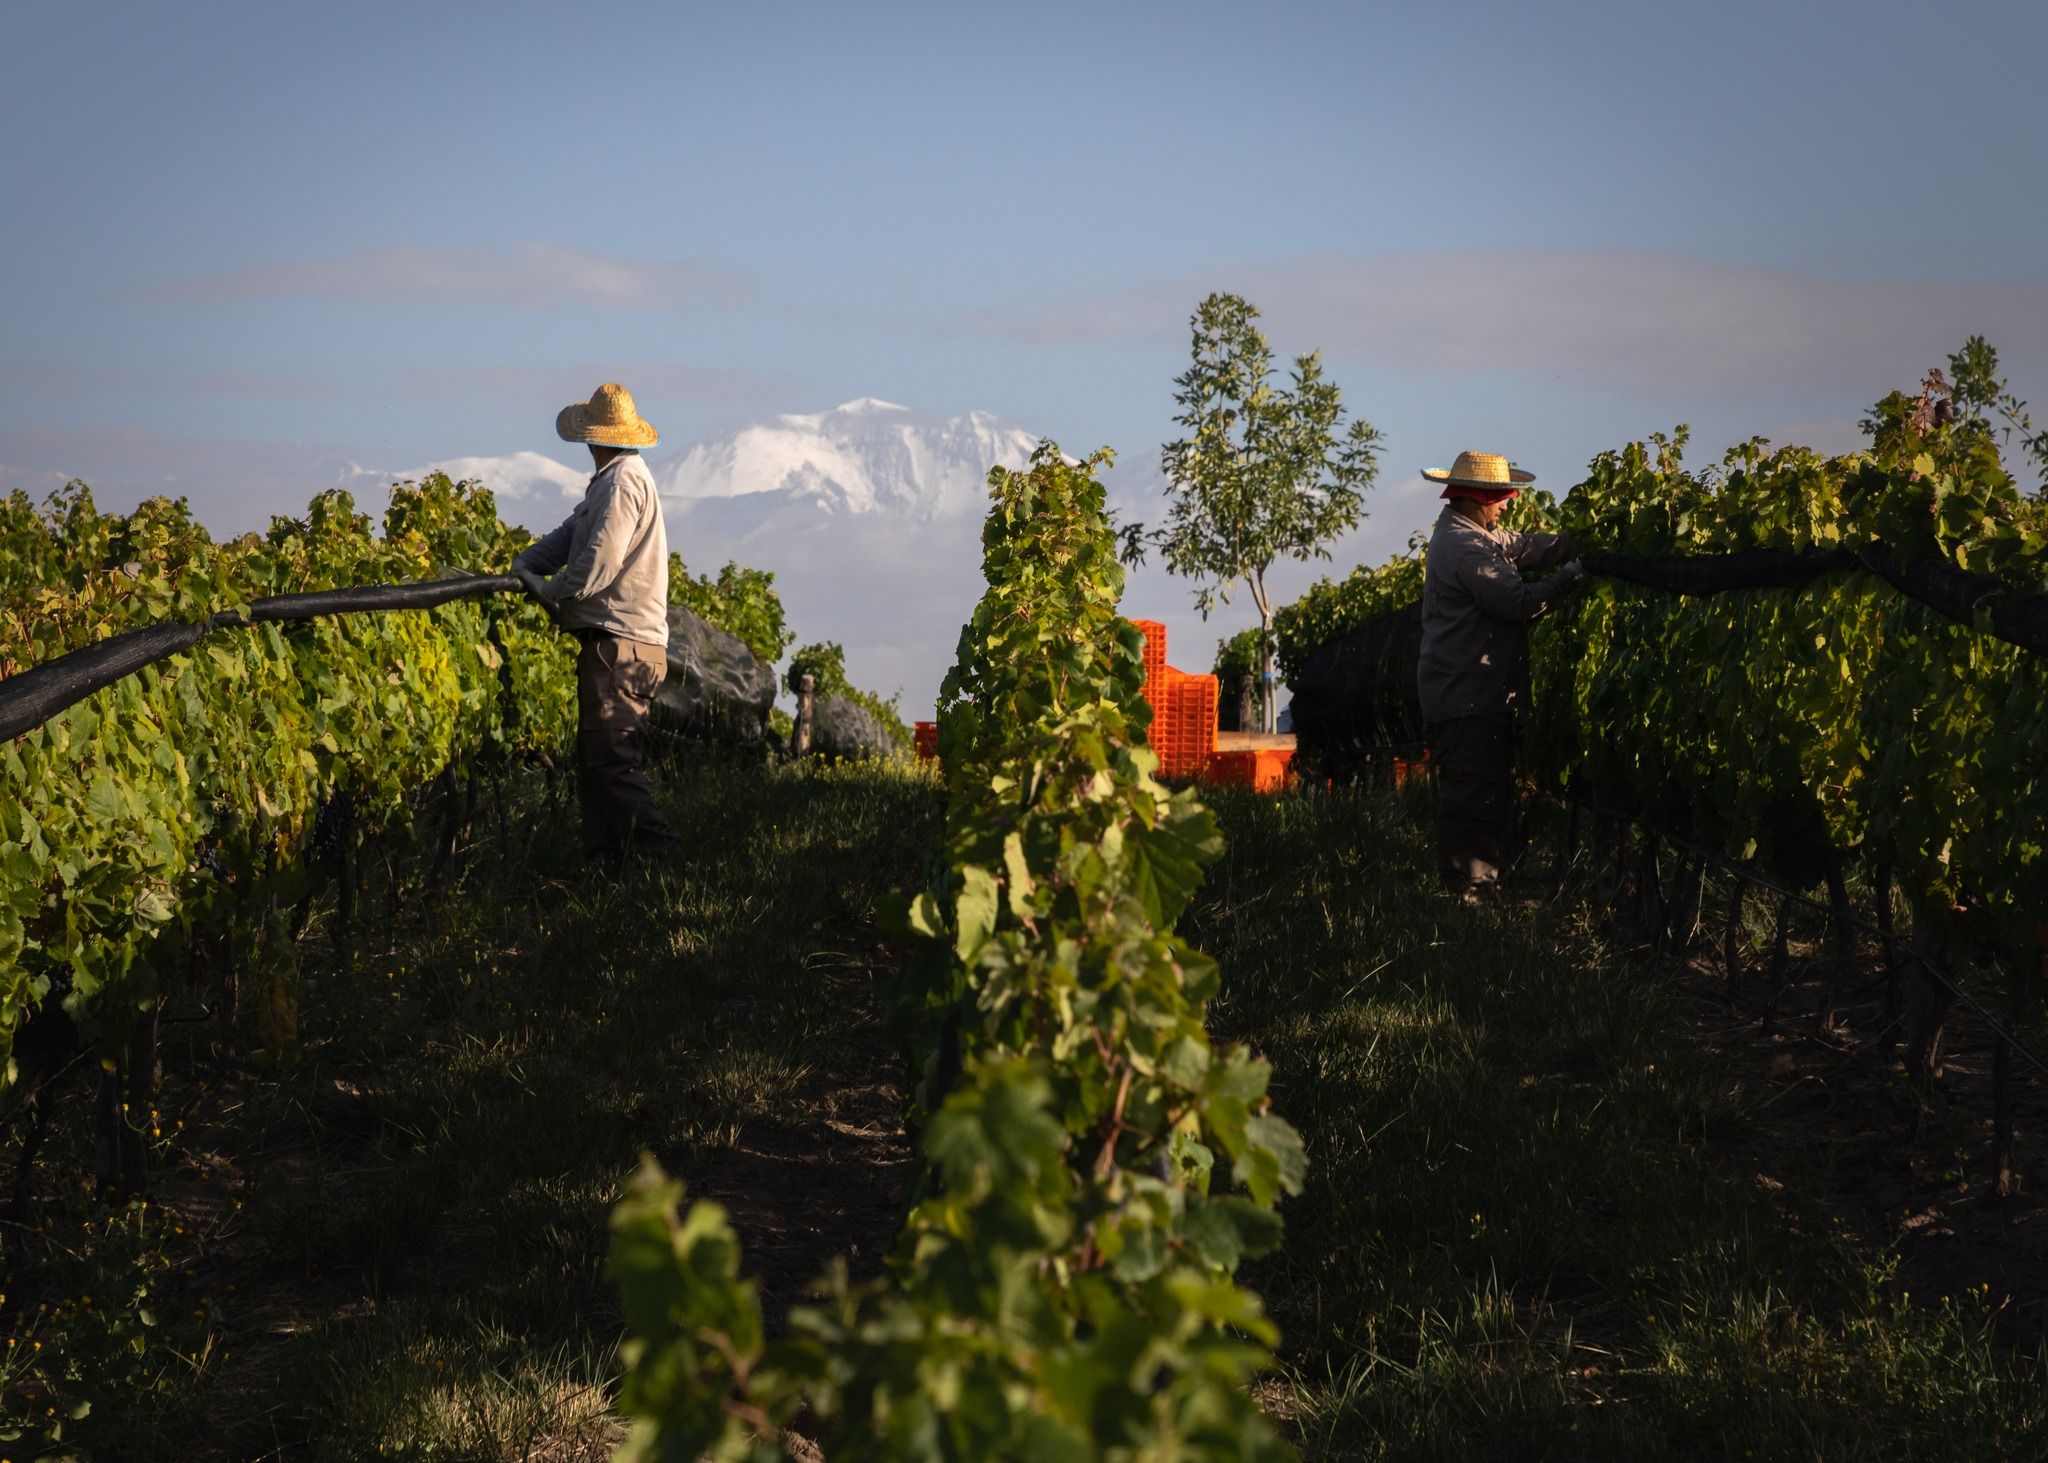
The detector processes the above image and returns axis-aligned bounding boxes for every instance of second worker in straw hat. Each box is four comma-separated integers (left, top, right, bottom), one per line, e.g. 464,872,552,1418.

1416,451,1585,904
511,382,680,863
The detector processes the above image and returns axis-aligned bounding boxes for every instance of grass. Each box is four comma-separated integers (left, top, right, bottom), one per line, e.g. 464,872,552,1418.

11,758,2046,1460
2,749,938,1461
1189,783,2047,1460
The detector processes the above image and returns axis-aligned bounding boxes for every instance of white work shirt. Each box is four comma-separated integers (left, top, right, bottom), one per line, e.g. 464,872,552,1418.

514,452,670,647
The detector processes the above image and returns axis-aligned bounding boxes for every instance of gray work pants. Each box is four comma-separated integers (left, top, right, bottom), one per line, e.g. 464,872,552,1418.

1425,711,1517,897
574,631,675,855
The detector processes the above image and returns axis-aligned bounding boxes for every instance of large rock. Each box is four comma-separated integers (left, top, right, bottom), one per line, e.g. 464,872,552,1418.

652,604,777,743
810,692,897,760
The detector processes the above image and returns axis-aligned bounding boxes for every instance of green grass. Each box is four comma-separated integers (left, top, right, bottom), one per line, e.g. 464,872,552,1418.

1189,784,2046,1461
15,761,2046,1461
4,750,938,1461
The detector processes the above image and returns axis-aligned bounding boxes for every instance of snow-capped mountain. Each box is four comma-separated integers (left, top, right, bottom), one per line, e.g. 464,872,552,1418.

423,450,589,506
658,399,1039,519
353,400,1044,532
331,450,587,519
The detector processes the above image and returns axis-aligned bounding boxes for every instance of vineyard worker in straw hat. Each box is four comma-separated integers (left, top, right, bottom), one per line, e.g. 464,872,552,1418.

1417,451,1585,904
510,382,679,861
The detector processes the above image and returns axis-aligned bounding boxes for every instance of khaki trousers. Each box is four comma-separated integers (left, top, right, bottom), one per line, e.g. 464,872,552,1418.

1426,712,1517,897
574,632,674,855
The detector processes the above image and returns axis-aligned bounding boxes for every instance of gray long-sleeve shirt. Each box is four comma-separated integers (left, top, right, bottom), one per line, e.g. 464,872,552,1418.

513,451,670,647
1416,504,1575,722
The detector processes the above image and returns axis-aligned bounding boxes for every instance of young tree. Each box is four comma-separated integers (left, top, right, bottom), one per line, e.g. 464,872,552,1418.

1122,293,1381,733
1946,335,2048,495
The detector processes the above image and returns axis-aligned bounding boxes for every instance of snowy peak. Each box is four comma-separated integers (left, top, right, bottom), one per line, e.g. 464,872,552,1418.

348,401,1043,531
332,449,587,519
829,397,910,415
657,400,1039,519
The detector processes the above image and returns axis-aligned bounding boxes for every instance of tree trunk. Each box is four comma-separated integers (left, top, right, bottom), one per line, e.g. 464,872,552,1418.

1873,863,1901,1052
1815,858,1853,1036
1761,891,1794,1036
1993,980,2023,1199
1258,606,1277,735
1723,873,1746,984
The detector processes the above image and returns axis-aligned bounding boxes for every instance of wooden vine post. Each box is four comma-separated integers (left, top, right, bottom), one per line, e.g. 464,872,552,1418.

792,672,815,759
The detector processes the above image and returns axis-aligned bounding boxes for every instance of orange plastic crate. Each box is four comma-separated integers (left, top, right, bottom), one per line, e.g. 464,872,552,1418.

1156,671,1217,778
1204,748,1296,792
1129,618,1167,698
1142,663,1183,753
913,720,939,760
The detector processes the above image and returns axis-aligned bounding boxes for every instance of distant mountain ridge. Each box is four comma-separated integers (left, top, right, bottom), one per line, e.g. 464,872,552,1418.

355,400,1043,528
657,399,1038,519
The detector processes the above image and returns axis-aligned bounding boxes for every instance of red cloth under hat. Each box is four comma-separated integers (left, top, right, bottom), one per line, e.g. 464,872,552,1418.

1440,482,1519,503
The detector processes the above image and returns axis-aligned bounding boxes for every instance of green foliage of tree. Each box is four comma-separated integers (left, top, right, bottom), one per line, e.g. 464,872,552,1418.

1123,293,1381,732
668,558,793,667
1211,625,1265,684
609,443,1303,1460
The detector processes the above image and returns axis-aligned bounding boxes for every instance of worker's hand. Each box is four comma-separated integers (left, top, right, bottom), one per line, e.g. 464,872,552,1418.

511,565,561,626
1553,559,1589,592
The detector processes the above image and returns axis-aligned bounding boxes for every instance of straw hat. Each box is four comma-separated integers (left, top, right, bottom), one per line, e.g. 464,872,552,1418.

556,382,659,448
1421,451,1534,498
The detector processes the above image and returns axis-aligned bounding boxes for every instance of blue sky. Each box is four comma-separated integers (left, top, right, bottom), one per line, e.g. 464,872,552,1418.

4,0,2046,696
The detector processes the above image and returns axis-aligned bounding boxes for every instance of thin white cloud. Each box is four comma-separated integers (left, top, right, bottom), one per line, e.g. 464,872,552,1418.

0,358,351,401
157,242,752,312
398,361,799,409
0,357,798,418
949,252,2048,400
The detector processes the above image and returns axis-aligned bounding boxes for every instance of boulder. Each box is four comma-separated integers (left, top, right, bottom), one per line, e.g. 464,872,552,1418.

652,603,777,743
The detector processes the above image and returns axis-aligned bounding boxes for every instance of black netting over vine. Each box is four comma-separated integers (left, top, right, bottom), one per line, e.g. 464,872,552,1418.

0,620,213,741
246,572,521,622
1286,600,1423,780
1857,546,2048,653
651,603,777,744
1582,546,1856,597
811,692,896,759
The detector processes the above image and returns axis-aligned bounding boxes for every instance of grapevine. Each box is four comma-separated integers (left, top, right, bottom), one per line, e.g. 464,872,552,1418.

1278,369,2048,1126
0,474,792,1170
608,444,1304,1460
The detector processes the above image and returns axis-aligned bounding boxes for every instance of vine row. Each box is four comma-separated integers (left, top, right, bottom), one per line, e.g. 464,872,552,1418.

608,445,1305,1460
1280,373,2047,1178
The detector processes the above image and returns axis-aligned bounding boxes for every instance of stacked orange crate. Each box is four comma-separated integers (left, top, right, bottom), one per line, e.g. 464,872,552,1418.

1171,673,1218,778
1151,665,1186,773
1129,618,1167,705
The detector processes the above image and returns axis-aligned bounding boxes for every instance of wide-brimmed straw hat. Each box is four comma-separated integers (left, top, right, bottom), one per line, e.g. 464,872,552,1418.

1422,450,1534,499
556,382,659,448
